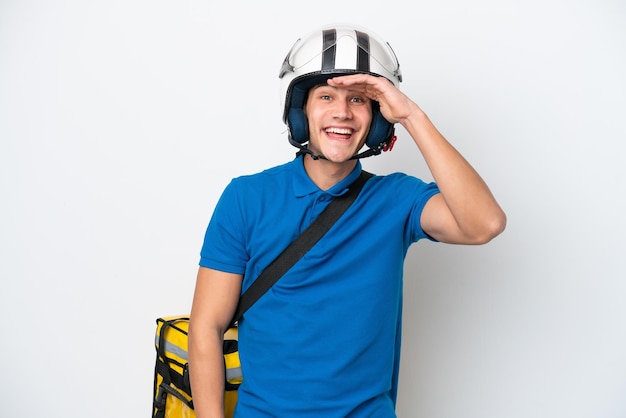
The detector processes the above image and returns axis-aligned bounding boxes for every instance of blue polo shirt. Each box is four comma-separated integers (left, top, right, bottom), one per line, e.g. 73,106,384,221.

200,156,439,417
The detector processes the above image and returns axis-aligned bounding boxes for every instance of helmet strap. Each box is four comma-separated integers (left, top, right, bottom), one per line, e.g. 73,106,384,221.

289,134,328,160
288,132,396,160
350,134,397,159
350,146,382,160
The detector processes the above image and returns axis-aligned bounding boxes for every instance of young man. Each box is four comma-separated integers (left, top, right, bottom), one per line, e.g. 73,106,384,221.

188,24,506,417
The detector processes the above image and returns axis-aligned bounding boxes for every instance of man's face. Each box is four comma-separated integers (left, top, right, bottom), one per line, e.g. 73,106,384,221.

304,83,372,163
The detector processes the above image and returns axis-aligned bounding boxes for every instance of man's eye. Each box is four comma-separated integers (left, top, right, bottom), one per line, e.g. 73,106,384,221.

321,95,331,100
351,97,365,103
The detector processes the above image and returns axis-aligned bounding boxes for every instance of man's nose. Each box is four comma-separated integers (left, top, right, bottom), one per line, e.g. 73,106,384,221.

332,100,352,119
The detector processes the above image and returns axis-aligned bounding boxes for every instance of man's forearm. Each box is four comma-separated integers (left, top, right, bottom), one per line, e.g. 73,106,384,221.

188,327,227,418
402,105,506,243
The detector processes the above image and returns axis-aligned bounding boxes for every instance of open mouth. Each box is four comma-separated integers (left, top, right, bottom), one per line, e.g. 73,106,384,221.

325,127,353,139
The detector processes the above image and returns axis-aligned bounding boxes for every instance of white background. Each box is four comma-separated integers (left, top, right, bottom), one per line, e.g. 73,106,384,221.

1,0,625,417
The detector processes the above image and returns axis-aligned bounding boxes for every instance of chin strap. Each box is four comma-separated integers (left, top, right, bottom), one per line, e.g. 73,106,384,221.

290,135,328,160
290,134,397,161
350,135,397,159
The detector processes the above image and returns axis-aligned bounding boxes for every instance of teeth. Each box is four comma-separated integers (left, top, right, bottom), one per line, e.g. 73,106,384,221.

326,128,352,135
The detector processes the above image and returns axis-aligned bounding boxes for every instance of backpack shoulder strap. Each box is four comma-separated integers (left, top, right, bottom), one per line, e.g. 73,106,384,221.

230,170,373,325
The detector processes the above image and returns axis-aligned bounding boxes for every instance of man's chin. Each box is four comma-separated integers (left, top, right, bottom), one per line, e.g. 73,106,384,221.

320,152,356,163
320,146,365,162
307,142,365,163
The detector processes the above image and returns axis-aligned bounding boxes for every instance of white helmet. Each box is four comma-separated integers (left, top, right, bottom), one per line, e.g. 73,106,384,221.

279,24,403,158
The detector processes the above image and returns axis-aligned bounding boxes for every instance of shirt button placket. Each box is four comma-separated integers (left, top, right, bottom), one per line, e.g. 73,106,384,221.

309,193,331,226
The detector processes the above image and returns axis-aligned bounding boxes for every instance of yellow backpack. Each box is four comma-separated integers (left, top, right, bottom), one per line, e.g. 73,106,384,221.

152,316,241,418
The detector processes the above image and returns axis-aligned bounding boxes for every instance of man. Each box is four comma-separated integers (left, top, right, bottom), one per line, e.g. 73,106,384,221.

188,24,506,417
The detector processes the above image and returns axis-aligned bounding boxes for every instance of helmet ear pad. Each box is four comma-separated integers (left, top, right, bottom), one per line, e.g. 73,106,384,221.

287,108,309,144
366,101,394,148
285,74,327,144
286,75,393,148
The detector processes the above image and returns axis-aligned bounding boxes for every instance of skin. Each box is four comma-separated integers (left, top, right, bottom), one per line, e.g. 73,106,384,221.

302,82,373,189
188,74,507,418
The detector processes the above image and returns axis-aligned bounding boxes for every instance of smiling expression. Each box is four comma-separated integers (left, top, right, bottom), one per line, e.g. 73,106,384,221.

304,83,373,163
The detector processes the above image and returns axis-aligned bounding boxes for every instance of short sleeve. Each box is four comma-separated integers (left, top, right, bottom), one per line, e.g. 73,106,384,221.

199,180,248,274
406,179,440,243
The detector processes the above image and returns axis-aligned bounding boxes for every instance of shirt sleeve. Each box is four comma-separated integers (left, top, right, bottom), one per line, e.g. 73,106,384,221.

406,178,441,243
199,179,248,274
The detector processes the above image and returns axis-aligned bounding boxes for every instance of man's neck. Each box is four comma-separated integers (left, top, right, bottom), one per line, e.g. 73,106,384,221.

302,155,358,191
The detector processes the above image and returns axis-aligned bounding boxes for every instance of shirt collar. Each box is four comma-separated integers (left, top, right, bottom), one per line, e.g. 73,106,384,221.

291,155,363,198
